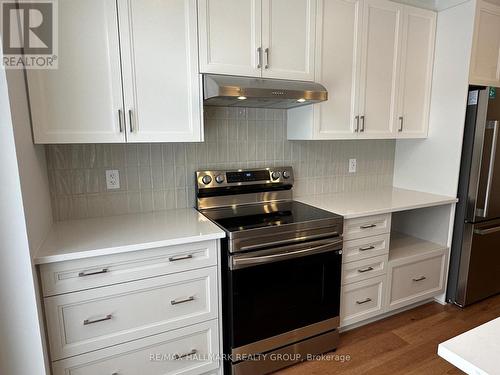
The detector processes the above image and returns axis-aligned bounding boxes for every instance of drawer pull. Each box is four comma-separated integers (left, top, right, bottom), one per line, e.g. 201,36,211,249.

356,298,372,305
168,254,193,262
360,224,377,229
173,349,197,360
78,268,109,277
171,296,195,305
412,276,426,282
83,314,112,326
359,245,375,251
357,266,374,273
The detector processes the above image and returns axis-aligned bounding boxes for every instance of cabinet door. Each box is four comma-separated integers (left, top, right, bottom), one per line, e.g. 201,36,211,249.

198,0,262,77
313,0,362,139
119,0,203,142
357,0,402,138
397,6,436,138
261,0,316,81
470,1,500,86
27,0,125,144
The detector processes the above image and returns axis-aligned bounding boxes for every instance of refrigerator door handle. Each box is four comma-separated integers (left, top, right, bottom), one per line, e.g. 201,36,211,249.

473,225,500,235
482,120,499,218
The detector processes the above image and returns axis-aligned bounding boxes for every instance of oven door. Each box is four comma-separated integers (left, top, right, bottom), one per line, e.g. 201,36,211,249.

227,237,342,356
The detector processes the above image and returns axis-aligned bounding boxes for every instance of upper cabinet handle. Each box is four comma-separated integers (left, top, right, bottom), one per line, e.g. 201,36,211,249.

128,109,134,133
360,116,365,132
355,116,359,132
257,47,262,69
264,48,269,69
118,109,124,133
398,116,404,132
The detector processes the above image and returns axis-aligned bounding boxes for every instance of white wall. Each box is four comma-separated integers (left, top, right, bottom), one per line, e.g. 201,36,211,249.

393,0,477,197
0,64,48,374
7,69,53,255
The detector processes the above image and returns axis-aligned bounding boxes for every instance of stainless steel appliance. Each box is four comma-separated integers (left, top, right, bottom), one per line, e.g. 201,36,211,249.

203,74,328,109
196,167,343,375
448,86,500,306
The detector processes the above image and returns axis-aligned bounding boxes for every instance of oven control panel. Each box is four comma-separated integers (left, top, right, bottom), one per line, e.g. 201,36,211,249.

196,166,294,189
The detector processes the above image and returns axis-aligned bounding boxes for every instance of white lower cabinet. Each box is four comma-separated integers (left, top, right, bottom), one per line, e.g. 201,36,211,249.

340,275,386,326
40,240,221,375
386,238,447,311
340,215,448,328
52,319,219,375
342,255,388,285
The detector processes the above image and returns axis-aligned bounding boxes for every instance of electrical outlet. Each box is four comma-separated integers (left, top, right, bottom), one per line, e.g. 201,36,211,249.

349,158,357,173
106,170,120,190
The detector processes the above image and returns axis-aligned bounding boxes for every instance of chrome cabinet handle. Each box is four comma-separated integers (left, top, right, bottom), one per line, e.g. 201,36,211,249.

171,296,195,305
398,116,404,132
412,276,426,282
78,268,109,277
358,266,374,273
264,48,269,69
360,224,376,229
173,349,197,360
355,116,359,132
169,254,193,262
118,109,124,133
128,109,134,133
84,314,112,325
356,298,372,305
257,47,262,69
360,115,365,132
359,245,375,251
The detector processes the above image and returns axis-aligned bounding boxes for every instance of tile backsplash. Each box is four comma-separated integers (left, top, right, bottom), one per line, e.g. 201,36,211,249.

46,107,395,221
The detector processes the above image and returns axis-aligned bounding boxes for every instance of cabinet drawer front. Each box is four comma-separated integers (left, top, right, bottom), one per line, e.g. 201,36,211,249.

45,267,218,360
343,214,391,241
388,250,446,310
52,319,219,375
342,255,387,285
340,275,386,327
343,234,390,263
40,240,218,297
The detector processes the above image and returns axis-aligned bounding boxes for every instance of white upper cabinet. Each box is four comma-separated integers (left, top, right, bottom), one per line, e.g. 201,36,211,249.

469,0,500,86
29,0,203,144
261,0,316,80
119,0,203,143
296,0,362,139
28,0,125,144
396,6,436,138
198,0,316,81
288,0,436,141
198,0,262,77
357,0,402,139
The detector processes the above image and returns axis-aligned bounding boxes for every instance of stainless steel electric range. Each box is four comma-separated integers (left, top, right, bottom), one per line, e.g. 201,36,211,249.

195,166,343,375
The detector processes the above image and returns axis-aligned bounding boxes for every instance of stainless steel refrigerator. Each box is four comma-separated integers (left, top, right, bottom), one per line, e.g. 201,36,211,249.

447,86,500,307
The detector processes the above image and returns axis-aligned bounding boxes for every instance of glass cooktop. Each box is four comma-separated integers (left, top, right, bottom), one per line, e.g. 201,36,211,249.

199,200,342,233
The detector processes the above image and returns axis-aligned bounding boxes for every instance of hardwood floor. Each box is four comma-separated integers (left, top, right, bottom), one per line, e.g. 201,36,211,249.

277,294,500,375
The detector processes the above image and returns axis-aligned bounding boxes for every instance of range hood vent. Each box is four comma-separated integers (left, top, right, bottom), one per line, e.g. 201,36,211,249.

203,74,328,109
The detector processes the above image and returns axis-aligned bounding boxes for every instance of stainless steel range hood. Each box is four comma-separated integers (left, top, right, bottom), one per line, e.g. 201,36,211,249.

203,74,328,109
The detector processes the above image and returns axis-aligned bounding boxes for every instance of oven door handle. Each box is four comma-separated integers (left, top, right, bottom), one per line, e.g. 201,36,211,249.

230,241,342,270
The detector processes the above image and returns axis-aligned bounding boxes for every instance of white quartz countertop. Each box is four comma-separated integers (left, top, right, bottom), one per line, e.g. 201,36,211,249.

34,208,225,265
296,188,458,219
438,317,500,375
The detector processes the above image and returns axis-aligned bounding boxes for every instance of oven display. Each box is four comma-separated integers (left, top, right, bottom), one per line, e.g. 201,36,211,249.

226,170,270,183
